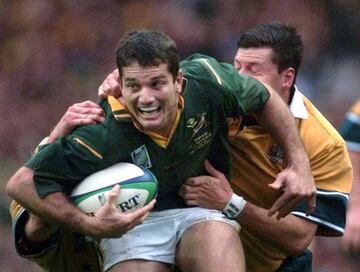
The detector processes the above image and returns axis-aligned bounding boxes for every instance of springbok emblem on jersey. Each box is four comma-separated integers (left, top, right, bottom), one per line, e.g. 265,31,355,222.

186,113,207,136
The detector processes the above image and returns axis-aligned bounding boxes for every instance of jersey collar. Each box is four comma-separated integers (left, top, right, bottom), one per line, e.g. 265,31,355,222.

290,86,308,120
107,95,184,148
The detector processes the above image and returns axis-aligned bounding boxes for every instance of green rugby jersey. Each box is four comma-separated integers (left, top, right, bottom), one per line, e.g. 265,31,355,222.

27,54,269,211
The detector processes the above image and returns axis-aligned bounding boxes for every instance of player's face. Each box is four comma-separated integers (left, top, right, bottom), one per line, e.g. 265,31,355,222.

234,47,293,102
121,62,183,136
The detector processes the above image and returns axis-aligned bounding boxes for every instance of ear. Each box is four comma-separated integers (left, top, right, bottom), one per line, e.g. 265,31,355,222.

175,70,184,94
282,67,295,89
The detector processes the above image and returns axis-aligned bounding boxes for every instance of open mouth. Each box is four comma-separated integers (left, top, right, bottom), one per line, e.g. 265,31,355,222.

139,105,160,116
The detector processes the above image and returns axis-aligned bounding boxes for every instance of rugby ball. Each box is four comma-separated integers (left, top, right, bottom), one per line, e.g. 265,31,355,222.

70,163,158,214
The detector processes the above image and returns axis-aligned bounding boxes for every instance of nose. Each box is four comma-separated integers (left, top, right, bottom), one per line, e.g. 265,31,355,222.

138,87,156,104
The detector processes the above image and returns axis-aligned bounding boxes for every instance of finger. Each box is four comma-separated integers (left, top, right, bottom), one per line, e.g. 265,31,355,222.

184,199,198,206
73,105,104,116
72,118,97,126
268,192,288,217
182,193,199,202
178,184,186,197
113,69,120,80
70,101,100,113
130,211,150,227
185,177,206,186
125,199,156,222
179,184,199,200
274,195,302,219
67,117,97,127
76,100,102,108
79,117,100,125
268,175,286,191
145,199,156,210
98,82,111,98
306,193,316,215
184,184,199,193
84,113,105,123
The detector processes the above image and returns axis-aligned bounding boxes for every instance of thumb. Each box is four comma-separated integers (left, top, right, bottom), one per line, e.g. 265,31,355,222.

268,175,285,191
107,184,121,206
204,160,224,179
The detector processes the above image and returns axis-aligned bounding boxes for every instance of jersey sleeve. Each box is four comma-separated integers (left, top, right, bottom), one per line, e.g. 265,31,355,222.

339,99,360,152
10,201,60,259
292,142,352,236
181,53,270,116
26,122,111,198
9,201,101,271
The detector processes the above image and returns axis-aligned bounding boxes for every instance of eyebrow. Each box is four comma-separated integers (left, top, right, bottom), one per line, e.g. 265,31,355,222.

151,75,167,81
235,58,261,65
124,75,167,82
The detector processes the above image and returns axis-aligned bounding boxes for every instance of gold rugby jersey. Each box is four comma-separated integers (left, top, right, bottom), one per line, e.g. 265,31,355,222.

229,90,352,272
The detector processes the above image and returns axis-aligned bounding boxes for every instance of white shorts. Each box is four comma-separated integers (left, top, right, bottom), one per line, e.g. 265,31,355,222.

99,207,240,271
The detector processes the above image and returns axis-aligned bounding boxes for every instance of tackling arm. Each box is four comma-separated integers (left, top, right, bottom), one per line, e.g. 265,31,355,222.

180,160,316,255
180,159,317,256
341,150,360,252
254,87,316,218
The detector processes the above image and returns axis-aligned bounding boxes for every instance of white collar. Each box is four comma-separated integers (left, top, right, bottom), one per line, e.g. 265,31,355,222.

289,86,308,119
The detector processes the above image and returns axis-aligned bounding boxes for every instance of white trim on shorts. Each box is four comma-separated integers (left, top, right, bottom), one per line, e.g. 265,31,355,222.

100,207,240,271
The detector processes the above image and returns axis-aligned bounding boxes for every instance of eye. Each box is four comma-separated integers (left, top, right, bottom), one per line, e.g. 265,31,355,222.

125,82,140,91
234,62,241,71
151,80,165,89
247,65,259,75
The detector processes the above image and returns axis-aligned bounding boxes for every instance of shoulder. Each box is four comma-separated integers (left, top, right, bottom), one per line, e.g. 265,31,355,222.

181,53,243,84
300,96,346,152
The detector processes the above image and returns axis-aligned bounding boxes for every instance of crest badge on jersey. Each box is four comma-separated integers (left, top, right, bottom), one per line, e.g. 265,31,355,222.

186,113,212,153
268,144,284,165
186,113,208,137
131,145,152,168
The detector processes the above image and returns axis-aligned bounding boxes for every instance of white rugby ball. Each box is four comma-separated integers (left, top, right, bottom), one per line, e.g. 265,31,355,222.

70,163,158,214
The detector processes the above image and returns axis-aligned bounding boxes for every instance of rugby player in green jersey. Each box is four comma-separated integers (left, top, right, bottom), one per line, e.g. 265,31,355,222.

97,23,352,272
7,30,315,272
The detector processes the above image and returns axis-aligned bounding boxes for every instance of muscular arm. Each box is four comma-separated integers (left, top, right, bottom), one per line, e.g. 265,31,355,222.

341,150,360,253
180,160,317,255
6,166,155,239
8,102,106,244
7,167,92,233
254,87,316,218
239,202,317,256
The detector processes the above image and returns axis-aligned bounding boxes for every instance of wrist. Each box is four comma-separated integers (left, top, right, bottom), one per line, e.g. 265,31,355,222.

25,215,58,243
80,214,98,237
222,193,246,219
48,129,59,143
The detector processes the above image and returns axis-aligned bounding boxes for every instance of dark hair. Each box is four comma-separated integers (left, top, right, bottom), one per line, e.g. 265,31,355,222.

237,22,304,83
116,30,180,81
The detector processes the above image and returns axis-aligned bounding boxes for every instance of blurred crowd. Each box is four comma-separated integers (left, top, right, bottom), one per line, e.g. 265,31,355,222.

0,0,359,270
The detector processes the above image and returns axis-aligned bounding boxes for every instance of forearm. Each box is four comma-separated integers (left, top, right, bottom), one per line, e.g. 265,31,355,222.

255,88,307,165
25,213,59,243
6,167,92,235
348,151,360,205
346,151,360,223
237,202,317,256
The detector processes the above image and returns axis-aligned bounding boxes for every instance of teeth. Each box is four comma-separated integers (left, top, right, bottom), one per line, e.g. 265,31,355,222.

139,106,159,113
